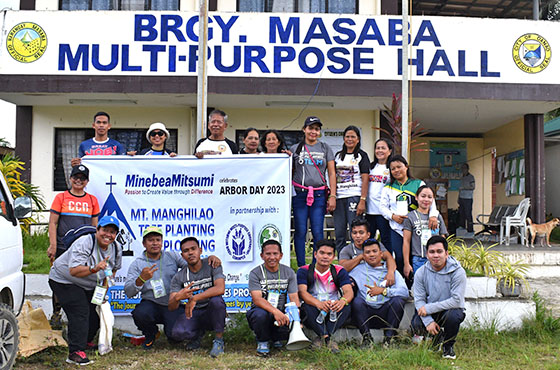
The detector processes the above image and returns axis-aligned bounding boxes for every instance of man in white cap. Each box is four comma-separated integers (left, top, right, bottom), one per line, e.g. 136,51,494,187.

138,122,177,156
125,227,220,349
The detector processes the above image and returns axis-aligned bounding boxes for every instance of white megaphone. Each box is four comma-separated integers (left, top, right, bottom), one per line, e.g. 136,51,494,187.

285,302,311,351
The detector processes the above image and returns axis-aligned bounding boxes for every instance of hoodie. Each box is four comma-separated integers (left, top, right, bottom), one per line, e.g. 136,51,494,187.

413,256,466,327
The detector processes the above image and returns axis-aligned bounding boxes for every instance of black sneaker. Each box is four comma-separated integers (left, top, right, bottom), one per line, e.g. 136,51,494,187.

66,351,93,365
361,333,374,347
442,345,456,359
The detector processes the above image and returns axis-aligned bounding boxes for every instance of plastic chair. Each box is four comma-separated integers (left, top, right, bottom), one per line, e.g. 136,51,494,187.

499,198,531,246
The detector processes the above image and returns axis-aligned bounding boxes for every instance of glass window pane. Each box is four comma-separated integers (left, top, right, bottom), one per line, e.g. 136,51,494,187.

268,0,295,12
92,0,112,10
328,0,356,14
119,0,146,10
151,0,179,10
61,0,89,10
239,0,264,12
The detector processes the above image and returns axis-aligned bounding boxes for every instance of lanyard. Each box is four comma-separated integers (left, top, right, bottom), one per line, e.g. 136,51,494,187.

144,252,163,280
260,264,281,289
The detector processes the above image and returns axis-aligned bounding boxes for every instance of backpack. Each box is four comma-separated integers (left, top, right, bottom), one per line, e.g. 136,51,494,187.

61,225,97,252
306,262,342,295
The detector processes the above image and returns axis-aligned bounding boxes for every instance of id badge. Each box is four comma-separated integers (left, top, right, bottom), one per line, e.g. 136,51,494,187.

318,292,329,302
396,200,408,216
151,278,166,299
267,291,280,308
421,228,432,247
91,285,107,306
366,293,378,303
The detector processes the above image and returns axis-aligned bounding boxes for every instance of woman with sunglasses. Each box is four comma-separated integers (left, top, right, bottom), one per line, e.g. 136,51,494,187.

290,116,336,267
139,122,177,156
380,155,439,276
365,138,394,256
261,130,287,154
332,126,370,254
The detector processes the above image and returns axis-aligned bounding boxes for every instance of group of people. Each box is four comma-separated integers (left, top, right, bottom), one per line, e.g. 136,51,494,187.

47,109,469,365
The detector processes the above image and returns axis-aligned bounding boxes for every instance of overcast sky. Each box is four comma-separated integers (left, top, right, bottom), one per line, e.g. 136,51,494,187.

0,100,16,147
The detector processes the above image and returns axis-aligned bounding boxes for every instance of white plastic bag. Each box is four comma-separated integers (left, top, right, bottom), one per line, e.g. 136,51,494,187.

96,301,114,355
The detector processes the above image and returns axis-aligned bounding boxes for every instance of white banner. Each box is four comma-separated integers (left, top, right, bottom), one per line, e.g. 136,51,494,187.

82,155,292,314
0,11,558,83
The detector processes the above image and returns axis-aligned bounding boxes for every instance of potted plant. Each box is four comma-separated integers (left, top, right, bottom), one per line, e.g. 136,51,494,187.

492,258,530,297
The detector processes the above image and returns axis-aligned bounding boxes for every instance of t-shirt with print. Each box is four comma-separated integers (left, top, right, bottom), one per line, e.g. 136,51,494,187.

403,211,448,258
296,264,351,302
334,149,370,199
339,242,387,263
248,264,297,311
367,163,391,215
79,138,125,157
290,141,335,188
194,138,238,155
49,234,122,290
50,191,100,250
170,258,225,309
138,147,174,156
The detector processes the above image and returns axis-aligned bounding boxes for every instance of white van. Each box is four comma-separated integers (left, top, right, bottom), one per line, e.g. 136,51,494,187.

0,173,32,370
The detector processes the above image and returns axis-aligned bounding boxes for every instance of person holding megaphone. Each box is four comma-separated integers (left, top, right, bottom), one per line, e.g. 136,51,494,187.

246,240,305,356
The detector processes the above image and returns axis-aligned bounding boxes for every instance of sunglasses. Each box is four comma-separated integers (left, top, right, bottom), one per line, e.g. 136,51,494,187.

149,131,165,137
72,175,88,181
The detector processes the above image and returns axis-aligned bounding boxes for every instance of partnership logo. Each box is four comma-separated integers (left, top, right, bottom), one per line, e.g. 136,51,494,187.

225,224,253,261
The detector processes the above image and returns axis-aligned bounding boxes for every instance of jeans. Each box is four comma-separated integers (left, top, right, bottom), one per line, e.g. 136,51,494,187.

411,308,466,348
292,189,326,267
170,296,226,341
246,306,290,342
48,280,99,354
301,302,351,337
390,229,405,276
351,296,406,337
366,214,392,253
132,299,182,341
412,256,428,274
458,198,474,232
333,196,360,254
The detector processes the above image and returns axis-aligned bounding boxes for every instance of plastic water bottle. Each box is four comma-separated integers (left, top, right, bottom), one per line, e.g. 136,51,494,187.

316,310,327,324
329,309,337,322
104,268,115,287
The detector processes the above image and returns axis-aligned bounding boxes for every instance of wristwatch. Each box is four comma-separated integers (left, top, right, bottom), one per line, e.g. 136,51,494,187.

382,288,388,296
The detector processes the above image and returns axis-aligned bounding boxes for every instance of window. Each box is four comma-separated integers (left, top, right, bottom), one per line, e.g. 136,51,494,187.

53,128,178,191
60,0,179,10
238,0,357,13
0,183,9,221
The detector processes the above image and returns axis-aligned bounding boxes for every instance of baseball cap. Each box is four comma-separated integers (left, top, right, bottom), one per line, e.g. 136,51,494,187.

304,116,322,127
142,226,163,239
146,122,170,141
98,215,120,229
70,165,89,180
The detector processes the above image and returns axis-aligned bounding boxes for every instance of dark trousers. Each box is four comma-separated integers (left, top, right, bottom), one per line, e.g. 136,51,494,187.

458,198,474,232
301,302,351,337
411,308,466,348
170,296,226,342
48,280,100,354
51,248,67,317
132,299,182,340
390,229,405,276
246,306,290,342
366,214,392,253
351,296,406,337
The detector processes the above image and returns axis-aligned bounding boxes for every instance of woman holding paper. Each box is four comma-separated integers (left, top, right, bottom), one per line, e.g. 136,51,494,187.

380,155,439,276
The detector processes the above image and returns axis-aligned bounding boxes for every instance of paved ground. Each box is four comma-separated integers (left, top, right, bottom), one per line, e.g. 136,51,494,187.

527,277,560,316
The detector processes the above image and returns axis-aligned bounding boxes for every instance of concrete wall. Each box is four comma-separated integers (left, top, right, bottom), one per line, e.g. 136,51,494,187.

410,137,492,231
31,106,192,205
545,142,560,217
483,118,525,206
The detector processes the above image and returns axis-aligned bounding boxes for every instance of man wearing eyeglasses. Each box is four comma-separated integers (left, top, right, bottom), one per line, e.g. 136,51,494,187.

194,109,239,157
47,164,100,328
71,111,126,166
349,239,409,346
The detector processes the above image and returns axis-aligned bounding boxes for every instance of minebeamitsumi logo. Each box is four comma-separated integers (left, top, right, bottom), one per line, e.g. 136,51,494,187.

512,33,551,74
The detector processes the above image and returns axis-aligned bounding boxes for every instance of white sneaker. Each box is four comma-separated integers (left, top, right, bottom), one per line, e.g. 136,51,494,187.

412,334,424,344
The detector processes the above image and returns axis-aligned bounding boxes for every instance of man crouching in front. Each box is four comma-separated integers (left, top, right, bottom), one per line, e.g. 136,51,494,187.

168,237,226,357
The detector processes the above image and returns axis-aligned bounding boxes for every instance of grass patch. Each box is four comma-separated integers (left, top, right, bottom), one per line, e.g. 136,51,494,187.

22,229,50,274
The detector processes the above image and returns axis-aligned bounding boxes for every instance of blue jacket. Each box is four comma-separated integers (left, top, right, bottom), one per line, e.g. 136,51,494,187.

413,256,467,327
349,262,409,308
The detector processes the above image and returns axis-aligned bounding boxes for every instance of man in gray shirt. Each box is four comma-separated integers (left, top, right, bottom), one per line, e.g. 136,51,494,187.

246,240,300,356
168,237,226,357
124,227,221,349
458,163,475,233
411,236,466,360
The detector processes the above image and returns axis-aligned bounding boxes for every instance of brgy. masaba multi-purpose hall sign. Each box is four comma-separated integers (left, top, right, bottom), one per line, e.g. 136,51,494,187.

1,11,558,83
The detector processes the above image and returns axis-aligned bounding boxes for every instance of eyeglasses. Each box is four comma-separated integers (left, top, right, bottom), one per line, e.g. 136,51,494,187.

149,131,165,137
72,175,88,181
